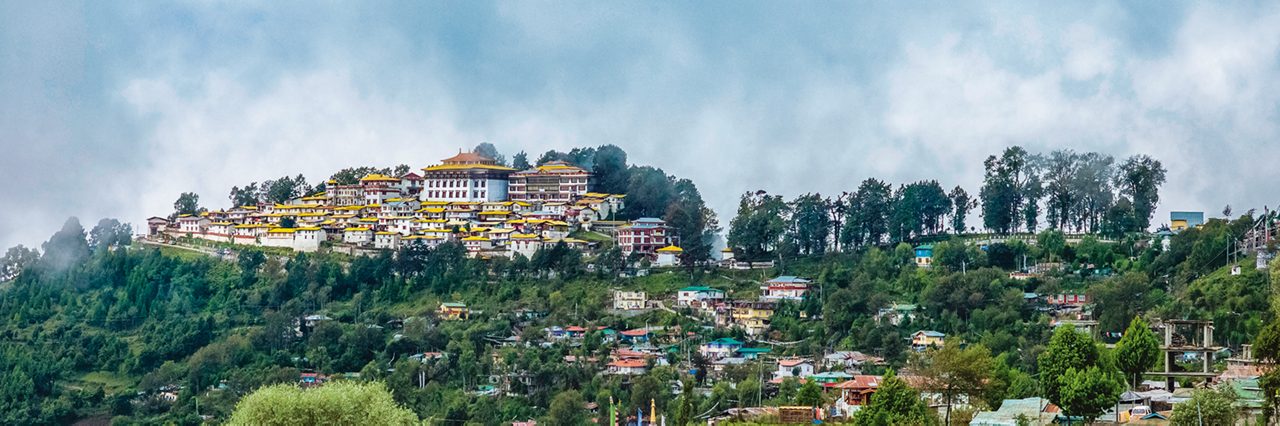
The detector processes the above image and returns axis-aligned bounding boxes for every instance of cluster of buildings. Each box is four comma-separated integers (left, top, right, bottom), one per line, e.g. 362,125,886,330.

150,151,684,264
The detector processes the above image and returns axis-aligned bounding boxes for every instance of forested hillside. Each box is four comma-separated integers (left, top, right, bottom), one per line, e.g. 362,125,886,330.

1,146,1277,425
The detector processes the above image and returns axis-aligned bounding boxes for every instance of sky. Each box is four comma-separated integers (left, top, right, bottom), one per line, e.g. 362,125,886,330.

2,1,1280,250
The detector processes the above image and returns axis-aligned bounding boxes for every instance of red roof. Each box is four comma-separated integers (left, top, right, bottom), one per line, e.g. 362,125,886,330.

831,375,882,391
609,359,647,368
442,151,495,164
779,358,811,367
564,326,587,332
620,329,649,337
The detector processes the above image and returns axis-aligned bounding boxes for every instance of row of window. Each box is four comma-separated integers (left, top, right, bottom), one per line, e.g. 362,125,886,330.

428,179,489,188
425,190,487,199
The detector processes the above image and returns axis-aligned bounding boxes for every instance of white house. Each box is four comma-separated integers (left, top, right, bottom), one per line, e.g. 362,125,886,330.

374,232,401,250
613,291,647,310
343,227,373,244
774,358,815,381
676,286,726,307
655,245,683,267
761,276,811,301
606,358,648,375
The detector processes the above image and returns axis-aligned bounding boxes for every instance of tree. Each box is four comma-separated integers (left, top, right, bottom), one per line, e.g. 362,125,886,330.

788,193,830,255
1038,327,1100,406
0,245,39,280
592,144,630,194
911,343,995,425
842,178,893,248
42,217,90,270
727,191,788,261
473,142,506,165
547,390,588,426
1169,385,1238,426
674,378,696,426
980,147,1033,234
949,186,974,234
229,183,260,207
795,379,826,407
512,151,531,170
1117,155,1166,231
854,370,938,426
173,192,201,217
1114,316,1159,389
621,166,676,219
88,218,132,252
226,381,418,425
665,179,719,266
1057,366,1124,424
1036,229,1066,262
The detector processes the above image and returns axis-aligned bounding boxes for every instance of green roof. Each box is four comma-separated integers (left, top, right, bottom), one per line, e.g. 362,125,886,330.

679,286,722,292
707,337,743,346
736,347,772,353
441,302,467,308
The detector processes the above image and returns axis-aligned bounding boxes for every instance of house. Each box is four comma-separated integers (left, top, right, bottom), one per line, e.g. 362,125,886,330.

606,358,648,375
374,232,401,250
728,301,775,336
810,371,853,386
911,330,945,348
831,375,882,407
676,286,726,307
823,351,884,372
616,218,674,259
438,302,470,320
359,173,403,205
700,337,744,359
1045,294,1088,307
969,397,1059,426
343,227,374,244
177,215,211,235
876,303,918,326
612,291,647,310
619,329,650,343
914,244,934,268
146,217,170,236
761,276,811,301
1169,211,1205,232
774,358,815,381
736,347,771,360
655,245,683,267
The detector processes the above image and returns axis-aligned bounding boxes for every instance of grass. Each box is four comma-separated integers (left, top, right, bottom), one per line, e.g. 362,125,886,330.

74,371,135,392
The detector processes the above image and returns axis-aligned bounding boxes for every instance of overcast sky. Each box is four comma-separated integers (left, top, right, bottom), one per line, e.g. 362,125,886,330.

2,1,1279,249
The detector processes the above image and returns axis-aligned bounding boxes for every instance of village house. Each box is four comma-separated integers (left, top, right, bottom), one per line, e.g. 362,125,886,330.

606,358,648,375
699,337,744,359
774,358,815,381
676,286,726,307
616,218,674,259
438,302,470,320
760,276,811,301
374,232,401,250
876,303,918,326
911,330,945,348
914,244,934,268
831,375,882,412
727,301,775,337
343,227,373,245
612,290,647,310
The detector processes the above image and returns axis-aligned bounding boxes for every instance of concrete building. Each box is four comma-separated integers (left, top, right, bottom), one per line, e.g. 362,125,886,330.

420,151,514,202
508,160,591,203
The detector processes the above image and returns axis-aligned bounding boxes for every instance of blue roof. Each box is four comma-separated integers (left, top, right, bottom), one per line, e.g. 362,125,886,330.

768,276,811,284
917,330,945,337
736,347,771,353
1170,211,1204,222
680,286,722,293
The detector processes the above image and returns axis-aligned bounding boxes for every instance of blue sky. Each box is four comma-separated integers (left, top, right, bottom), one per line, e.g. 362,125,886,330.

2,1,1279,248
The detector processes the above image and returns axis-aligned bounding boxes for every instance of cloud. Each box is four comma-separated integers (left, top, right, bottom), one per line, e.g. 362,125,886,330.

3,2,1280,249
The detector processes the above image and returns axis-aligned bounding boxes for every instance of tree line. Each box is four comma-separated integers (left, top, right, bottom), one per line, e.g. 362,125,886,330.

727,146,1166,261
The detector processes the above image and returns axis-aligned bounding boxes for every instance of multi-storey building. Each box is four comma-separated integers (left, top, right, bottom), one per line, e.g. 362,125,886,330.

359,174,402,205
508,161,591,203
325,180,365,207
421,151,515,202
616,218,673,258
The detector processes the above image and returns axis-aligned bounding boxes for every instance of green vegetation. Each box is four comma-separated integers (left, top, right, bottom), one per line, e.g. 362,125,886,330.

227,381,418,425
3,145,1278,424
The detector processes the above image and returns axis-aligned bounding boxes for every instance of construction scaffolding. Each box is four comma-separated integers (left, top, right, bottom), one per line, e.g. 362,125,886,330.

1147,319,1221,391
1236,208,1278,269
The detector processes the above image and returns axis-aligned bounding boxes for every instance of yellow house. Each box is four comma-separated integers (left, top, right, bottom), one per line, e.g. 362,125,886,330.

1170,211,1205,232
911,330,945,348
438,302,470,320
